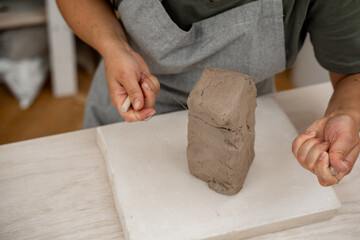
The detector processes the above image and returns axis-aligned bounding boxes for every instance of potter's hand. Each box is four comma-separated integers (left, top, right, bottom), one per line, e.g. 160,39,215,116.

103,47,160,122
292,112,360,186
56,0,159,122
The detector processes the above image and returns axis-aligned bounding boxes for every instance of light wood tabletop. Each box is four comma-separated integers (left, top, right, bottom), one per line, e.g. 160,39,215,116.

1,82,359,240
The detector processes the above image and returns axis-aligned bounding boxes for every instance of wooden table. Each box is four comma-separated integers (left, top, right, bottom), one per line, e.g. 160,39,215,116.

1,83,359,240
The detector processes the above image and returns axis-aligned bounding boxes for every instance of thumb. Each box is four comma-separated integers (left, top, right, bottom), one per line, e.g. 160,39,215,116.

120,71,144,111
328,134,357,173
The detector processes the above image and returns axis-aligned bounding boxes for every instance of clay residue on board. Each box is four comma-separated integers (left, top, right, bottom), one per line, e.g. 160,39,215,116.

187,67,257,195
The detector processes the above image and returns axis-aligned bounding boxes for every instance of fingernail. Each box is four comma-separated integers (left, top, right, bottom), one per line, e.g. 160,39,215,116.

143,82,151,90
322,141,330,146
306,131,316,136
319,151,327,160
133,99,141,110
147,111,156,118
340,161,350,171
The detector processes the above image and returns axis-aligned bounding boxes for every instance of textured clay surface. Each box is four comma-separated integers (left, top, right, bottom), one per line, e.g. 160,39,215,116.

187,67,257,195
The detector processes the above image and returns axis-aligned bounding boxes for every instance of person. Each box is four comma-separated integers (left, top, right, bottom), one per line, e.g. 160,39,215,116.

57,0,360,186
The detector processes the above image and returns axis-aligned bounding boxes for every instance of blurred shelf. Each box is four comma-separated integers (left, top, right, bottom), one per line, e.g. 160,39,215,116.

0,7,46,30
0,1,78,98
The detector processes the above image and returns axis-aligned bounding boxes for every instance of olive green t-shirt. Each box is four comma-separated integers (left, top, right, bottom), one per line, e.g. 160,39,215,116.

159,0,360,74
113,0,360,74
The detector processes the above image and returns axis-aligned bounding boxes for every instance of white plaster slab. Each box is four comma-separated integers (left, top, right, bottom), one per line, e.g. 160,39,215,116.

96,96,341,240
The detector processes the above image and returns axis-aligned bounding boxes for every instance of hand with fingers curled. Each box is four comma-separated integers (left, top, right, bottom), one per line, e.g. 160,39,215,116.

103,46,160,122
292,111,360,186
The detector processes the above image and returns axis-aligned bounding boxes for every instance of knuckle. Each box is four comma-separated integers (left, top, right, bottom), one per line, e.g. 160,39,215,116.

122,114,133,122
117,71,129,81
127,87,142,97
122,115,130,122
291,145,295,155
308,138,319,144
304,161,313,170
304,160,310,168
314,166,321,176
319,181,330,187
318,176,332,186
153,77,160,86
149,75,160,92
315,143,325,151
329,149,346,159
305,126,314,133
151,75,160,84
299,134,311,143
292,139,299,154
297,154,305,164
299,134,307,140
132,111,142,122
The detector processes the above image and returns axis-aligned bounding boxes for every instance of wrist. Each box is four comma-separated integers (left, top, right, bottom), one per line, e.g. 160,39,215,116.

326,107,360,130
99,36,132,59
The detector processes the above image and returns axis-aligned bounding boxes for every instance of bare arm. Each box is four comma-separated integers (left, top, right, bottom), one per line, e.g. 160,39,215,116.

326,72,360,126
56,0,129,58
57,0,160,122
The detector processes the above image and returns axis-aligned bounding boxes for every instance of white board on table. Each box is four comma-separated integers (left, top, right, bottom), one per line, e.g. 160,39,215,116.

96,96,340,240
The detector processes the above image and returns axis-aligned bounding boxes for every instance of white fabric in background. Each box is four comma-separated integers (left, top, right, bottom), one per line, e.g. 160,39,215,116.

0,56,48,109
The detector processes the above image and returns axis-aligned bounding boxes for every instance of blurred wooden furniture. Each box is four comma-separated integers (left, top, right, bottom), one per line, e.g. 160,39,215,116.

0,6,46,29
46,0,77,97
0,1,77,97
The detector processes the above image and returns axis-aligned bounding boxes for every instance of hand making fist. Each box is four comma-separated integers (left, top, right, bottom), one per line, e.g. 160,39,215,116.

292,112,360,186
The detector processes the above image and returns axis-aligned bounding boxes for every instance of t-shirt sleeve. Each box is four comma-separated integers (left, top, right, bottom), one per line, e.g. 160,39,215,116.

307,0,360,74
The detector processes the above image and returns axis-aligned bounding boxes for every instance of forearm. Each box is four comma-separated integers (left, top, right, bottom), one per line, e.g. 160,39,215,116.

325,73,360,129
56,0,130,57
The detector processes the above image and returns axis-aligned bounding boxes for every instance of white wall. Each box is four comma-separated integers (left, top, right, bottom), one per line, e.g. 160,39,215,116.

291,34,329,87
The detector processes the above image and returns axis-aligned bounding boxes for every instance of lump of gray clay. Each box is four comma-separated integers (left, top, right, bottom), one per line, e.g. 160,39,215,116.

187,67,257,195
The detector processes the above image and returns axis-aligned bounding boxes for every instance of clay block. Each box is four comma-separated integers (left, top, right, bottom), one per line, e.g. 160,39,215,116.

187,67,257,195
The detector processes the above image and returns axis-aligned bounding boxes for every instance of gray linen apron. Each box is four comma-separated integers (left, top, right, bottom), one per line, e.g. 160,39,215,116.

84,0,285,128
